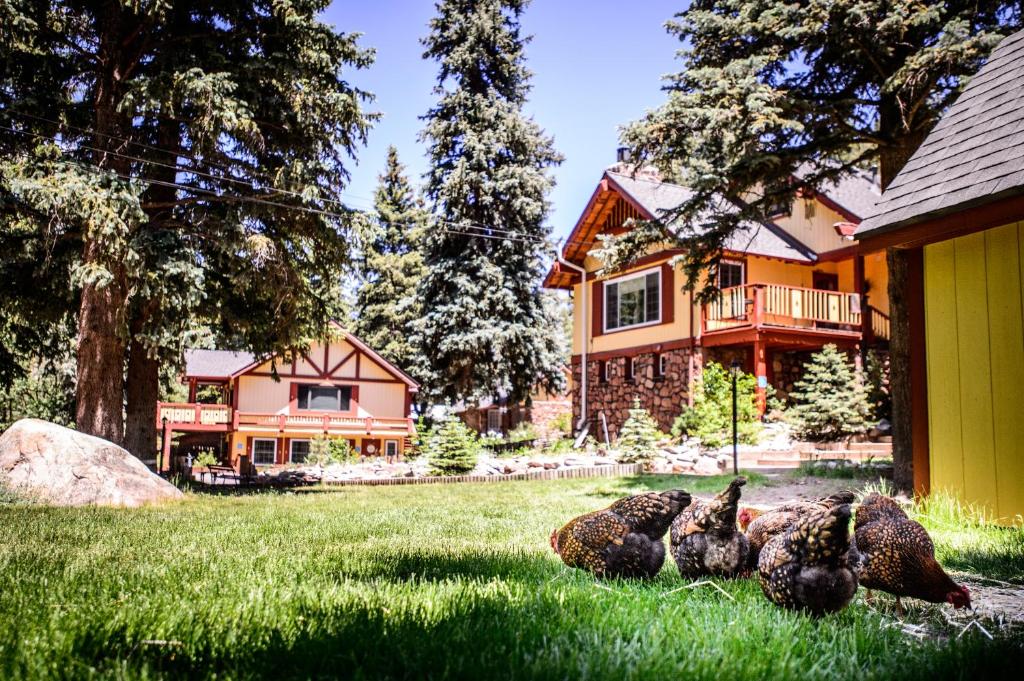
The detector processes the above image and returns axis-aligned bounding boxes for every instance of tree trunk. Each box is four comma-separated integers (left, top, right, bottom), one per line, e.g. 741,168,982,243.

123,329,160,459
878,101,929,493
75,6,132,443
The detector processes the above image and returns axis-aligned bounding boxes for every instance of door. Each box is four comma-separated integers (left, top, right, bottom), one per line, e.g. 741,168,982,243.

812,271,839,291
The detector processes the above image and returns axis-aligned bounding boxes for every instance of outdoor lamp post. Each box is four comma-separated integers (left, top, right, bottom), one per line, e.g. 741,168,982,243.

730,359,741,475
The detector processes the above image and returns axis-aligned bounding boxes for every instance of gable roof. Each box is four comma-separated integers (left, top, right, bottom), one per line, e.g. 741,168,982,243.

794,164,881,221
858,30,1024,237
184,349,255,380
183,327,419,390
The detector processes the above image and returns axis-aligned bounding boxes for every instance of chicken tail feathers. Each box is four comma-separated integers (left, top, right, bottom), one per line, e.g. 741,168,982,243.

786,504,853,566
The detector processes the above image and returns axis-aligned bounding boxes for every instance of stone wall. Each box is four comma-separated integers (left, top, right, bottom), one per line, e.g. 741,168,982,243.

572,348,693,441
771,350,817,402
458,400,570,443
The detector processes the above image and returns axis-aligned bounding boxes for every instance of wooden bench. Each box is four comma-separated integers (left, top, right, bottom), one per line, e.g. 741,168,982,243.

208,464,241,486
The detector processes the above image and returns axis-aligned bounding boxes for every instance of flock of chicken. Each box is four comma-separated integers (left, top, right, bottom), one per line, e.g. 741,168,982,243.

550,478,971,616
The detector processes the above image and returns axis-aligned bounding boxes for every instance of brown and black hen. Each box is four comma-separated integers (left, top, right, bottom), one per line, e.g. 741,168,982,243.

670,477,749,578
743,490,856,571
854,493,971,614
551,489,692,578
758,504,859,616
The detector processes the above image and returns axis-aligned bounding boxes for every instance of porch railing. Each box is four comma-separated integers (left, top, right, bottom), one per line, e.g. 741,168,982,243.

865,306,891,343
158,403,413,434
702,283,863,335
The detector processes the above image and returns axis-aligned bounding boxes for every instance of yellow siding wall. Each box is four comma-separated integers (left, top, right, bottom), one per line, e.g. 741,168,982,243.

773,199,852,254
923,222,1024,522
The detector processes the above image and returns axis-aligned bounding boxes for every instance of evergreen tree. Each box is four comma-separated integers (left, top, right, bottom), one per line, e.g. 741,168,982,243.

789,345,871,443
353,147,428,399
428,418,480,476
616,397,662,465
416,0,567,406
602,0,1019,489
0,1,376,453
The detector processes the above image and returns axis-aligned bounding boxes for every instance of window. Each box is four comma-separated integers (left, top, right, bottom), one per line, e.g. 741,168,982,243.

599,360,611,384
289,439,310,464
659,354,669,378
296,384,352,411
718,260,745,290
654,353,666,379
626,357,636,382
252,438,277,466
385,440,399,458
487,409,502,433
604,269,660,332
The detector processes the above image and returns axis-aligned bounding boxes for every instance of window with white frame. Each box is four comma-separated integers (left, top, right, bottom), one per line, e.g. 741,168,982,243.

718,260,745,290
487,408,502,433
625,356,635,382
252,438,277,466
289,439,310,464
601,360,612,383
604,268,660,332
296,384,352,411
385,440,398,458
655,353,668,378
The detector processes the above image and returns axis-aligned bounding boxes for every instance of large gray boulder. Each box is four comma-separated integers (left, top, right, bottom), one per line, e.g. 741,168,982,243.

0,418,183,507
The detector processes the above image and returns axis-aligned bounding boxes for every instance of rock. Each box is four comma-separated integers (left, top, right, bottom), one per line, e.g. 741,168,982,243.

526,460,544,468
694,455,721,476
0,419,184,507
542,462,559,470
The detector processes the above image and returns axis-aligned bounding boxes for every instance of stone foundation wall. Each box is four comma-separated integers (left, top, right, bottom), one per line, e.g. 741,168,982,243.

572,348,693,441
771,350,817,402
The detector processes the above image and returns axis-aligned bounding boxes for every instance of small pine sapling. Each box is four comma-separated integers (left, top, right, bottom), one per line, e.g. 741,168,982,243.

429,418,480,476
616,397,662,465
789,344,871,442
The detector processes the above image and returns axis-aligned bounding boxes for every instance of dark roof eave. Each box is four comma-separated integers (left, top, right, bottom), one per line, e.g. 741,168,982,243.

857,185,1024,242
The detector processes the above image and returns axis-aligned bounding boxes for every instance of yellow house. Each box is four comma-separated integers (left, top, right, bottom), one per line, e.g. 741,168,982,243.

544,163,887,440
856,29,1024,522
157,326,418,471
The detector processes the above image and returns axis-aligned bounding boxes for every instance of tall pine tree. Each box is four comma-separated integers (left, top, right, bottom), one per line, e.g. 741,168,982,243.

417,0,566,406
1,0,376,453
353,146,428,399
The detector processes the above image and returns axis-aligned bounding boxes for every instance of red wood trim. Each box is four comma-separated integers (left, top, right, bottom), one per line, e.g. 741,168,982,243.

812,190,863,223
603,173,657,221
752,285,765,326
907,248,930,496
246,371,323,378
289,383,298,413
188,378,197,403
279,437,288,465
592,280,604,337
351,385,360,414
161,423,232,433
301,351,324,377
816,244,859,263
328,349,357,376
355,351,362,378
661,262,675,325
232,378,239,409
323,342,330,377
570,337,696,364
857,193,1024,252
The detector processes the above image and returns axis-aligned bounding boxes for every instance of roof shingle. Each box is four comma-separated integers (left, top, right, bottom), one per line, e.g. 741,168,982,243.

858,30,1024,236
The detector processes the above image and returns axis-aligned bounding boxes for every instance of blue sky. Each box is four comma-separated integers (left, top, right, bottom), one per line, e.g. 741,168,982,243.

324,0,686,242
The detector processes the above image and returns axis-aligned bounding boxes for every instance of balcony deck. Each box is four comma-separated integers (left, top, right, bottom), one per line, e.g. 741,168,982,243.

701,282,890,347
157,403,414,436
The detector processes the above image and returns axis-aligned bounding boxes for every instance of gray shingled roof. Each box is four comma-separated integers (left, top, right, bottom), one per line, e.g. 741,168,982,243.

184,349,255,379
794,164,881,220
607,171,815,262
858,29,1024,236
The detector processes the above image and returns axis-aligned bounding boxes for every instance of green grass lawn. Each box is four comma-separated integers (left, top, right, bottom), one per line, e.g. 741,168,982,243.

1,474,1022,680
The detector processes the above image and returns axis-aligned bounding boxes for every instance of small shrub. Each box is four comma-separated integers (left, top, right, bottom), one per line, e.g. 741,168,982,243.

550,411,572,437
672,362,761,448
789,344,871,442
192,450,218,468
616,397,662,465
546,438,575,455
428,418,480,475
865,349,891,422
507,421,538,442
308,437,353,467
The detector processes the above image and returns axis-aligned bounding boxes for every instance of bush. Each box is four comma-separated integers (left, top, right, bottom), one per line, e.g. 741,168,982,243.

672,362,761,448
308,437,353,467
507,421,538,442
428,418,480,475
616,397,662,464
865,349,891,422
550,411,572,437
789,344,871,442
192,450,218,468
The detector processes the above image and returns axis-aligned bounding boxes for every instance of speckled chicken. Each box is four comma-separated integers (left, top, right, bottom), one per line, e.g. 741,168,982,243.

550,489,692,578
743,491,856,571
670,477,749,578
758,503,860,616
854,493,971,614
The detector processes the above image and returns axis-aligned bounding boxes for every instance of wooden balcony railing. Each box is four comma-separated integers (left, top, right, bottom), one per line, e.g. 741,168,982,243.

702,283,863,335
158,403,413,434
865,306,891,343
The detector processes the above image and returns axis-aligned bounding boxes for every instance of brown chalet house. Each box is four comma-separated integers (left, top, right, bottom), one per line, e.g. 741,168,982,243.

157,325,419,471
544,161,888,439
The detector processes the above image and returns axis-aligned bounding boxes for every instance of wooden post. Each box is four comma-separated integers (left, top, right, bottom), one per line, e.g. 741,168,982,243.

161,421,172,472
752,285,765,327
753,339,768,416
188,378,197,403
278,413,286,432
